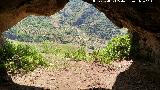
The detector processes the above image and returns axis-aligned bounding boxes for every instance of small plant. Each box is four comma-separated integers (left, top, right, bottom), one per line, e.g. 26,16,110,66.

0,40,48,74
72,47,87,61
98,34,131,63
63,47,88,61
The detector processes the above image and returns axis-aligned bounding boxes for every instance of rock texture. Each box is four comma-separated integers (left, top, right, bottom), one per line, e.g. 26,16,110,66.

83,0,160,63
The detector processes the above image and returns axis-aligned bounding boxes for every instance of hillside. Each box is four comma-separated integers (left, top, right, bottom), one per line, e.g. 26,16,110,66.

4,0,127,49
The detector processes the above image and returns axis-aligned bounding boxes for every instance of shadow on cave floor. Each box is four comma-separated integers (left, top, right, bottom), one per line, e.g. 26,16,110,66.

85,59,160,90
0,84,45,90
0,69,44,90
112,59,160,90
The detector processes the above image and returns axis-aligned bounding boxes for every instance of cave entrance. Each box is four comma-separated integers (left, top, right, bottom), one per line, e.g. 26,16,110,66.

1,0,160,89
0,0,133,89
2,0,129,75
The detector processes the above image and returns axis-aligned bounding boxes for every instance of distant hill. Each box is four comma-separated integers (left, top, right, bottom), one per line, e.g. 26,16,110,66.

4,0,127,49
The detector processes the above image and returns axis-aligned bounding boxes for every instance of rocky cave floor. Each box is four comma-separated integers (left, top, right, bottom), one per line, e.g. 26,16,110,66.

1,59,160,90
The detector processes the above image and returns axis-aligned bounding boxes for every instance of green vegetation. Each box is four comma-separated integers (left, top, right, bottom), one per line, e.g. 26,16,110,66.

1,0,130,74
97,35,131,63
35,34,131,64
0,34,131,74
0,40,48,74
5,0,126,49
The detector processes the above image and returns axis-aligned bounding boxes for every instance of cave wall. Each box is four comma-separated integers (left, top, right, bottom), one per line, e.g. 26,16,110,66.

83,0,160,33
0,0,160,63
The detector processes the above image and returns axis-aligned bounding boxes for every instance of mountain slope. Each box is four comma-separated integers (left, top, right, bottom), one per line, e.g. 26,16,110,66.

4,0,127,49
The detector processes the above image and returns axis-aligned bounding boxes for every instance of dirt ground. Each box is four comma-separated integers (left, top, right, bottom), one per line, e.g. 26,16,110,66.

8,60,131,90
1,59,160,90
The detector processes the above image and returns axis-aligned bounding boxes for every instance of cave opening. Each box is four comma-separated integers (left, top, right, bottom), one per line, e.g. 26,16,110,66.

1,0,160,89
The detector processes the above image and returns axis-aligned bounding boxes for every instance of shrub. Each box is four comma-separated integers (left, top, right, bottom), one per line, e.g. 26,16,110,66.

72,47,87,61
98,34,131,63
41,40,53,53
38,35,131,64
64,47,87,61
0,40,48,74
50,35,131,64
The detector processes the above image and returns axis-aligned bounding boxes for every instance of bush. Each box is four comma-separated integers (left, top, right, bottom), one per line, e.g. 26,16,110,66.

98,35,131,63
0,40,48,74
38,35,131,64
64,47,87,61
47,35,131,64
72,47,87,61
